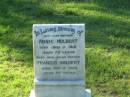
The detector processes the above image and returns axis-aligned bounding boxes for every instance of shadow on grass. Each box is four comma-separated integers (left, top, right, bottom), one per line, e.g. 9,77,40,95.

94,0,130,16
94,0,130,9
0,0,130,67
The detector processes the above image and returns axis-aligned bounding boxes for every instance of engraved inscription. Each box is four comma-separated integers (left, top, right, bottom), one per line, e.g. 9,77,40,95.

33,24,85,81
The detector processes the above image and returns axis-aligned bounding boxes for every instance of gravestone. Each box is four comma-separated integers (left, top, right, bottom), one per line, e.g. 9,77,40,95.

30,24,91,97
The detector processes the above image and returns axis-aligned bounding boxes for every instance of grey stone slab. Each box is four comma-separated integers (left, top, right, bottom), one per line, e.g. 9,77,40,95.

34,79,85,86
33,24,85,81
35,85,85,97
29,89,91,97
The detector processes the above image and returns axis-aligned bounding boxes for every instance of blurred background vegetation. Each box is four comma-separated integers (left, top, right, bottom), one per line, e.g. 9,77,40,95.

0,0,130,97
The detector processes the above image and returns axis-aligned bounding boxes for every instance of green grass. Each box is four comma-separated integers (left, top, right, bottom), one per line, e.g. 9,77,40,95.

0,0,130,97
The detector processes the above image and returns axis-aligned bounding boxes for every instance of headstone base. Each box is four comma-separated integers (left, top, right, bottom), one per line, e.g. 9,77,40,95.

29,89,91,97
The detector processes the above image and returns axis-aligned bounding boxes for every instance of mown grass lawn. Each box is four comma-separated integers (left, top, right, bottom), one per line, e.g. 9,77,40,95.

0,0,130,97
